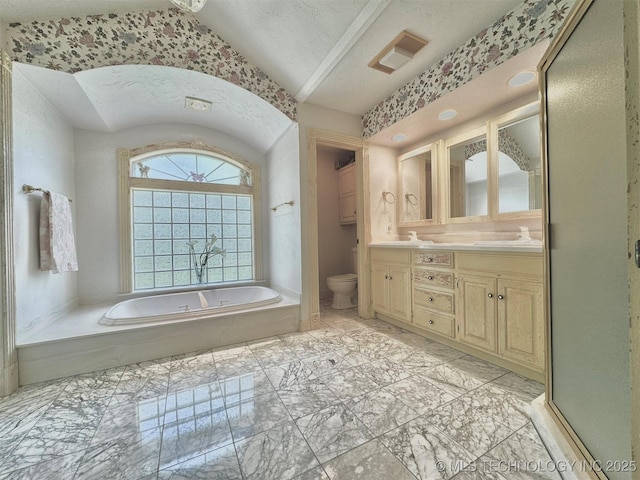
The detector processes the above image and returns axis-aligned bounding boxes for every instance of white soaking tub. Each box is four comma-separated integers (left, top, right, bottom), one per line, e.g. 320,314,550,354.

100,286,282,325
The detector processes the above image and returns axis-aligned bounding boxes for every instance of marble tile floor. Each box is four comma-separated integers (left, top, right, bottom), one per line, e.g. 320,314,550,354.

0,303,557,480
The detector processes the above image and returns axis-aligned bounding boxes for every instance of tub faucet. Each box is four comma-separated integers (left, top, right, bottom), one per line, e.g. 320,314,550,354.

197,291,209,309
178,304,190,312
219,300,229,307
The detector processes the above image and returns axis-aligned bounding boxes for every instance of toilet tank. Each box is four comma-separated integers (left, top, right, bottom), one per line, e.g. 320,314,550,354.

352,247,358,274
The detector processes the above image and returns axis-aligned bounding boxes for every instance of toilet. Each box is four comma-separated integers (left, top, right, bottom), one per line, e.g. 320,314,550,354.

326,247,358,309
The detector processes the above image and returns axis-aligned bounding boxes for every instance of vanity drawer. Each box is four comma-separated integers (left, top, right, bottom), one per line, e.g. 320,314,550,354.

371,248,411,265
413,268,454,289
413,287,454,314
413,307,454,337
413,251,453,268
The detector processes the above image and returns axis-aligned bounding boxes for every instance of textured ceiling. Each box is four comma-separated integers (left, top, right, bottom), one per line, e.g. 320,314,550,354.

14,63,293,154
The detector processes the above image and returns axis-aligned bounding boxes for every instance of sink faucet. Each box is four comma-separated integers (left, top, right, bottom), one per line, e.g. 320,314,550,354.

219,300,229,307
178,304,190,312
408,231,418,242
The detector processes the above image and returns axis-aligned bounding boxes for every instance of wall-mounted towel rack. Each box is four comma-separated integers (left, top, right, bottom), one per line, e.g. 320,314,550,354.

22,184,73,202
270,200,294,212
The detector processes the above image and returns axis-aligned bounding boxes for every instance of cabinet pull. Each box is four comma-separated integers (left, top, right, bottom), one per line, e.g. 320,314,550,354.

428,319,434,325
488,293,493,298
498,295,504,300
427,275,434,280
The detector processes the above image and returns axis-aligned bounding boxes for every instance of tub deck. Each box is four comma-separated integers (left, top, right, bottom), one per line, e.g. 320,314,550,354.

16,294,300,385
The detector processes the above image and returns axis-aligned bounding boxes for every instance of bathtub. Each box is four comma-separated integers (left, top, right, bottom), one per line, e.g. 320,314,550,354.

100,285,282,326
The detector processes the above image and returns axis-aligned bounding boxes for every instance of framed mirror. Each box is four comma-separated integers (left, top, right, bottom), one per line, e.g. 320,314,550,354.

447,130,489,220
496,114,541,214
398,145,436,224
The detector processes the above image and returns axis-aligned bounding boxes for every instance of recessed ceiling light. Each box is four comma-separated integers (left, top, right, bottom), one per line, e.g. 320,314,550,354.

170,0,207,13
185,96,212,112
392,133,408,142
508,71,536,87
438,109,457,121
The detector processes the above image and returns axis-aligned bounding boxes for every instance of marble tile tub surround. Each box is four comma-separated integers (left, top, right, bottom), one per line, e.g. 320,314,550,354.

0,303,558,480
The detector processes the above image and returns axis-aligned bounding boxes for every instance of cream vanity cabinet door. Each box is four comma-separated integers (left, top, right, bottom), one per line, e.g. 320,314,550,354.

370,248,411,323
497,278,544,370
338,164,356,225
371,263,391,313
456,274,497,352
388,266,411,321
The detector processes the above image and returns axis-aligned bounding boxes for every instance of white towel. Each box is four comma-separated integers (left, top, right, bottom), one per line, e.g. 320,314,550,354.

39,191,78,273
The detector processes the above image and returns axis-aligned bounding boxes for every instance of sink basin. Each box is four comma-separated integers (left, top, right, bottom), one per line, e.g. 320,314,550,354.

474,239,542,246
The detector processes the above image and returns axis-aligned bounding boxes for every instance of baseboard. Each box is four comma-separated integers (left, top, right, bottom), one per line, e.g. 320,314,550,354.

530,395,598,480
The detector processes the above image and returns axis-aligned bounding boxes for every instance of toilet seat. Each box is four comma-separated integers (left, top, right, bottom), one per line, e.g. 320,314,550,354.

328,273,357,282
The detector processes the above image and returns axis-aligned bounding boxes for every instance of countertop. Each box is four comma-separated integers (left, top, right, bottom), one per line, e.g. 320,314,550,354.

368,241,543,253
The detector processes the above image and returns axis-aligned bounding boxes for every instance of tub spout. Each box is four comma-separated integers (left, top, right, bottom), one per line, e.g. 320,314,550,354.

178,304,190,312
197,291,209,309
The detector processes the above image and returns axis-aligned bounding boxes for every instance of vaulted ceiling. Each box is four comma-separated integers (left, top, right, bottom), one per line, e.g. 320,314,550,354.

1,0,523,115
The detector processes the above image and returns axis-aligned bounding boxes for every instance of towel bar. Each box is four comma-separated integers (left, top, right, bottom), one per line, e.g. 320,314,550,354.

270,200,294,212
22,184,73,202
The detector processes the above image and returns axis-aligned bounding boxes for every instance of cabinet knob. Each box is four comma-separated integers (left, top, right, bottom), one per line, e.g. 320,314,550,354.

428,297,434,302
426,257,433,263
384,275,388,279
498,295,504,300
428,320,434,325
427,276,434,280
488,293,493,299
389,276,393,280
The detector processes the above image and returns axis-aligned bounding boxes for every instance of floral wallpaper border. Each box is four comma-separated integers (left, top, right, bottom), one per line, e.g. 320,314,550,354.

7,8,296,120
362,0,576,138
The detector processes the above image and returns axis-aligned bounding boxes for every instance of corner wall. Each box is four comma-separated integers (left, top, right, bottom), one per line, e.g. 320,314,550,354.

296,103,362,326
367,144,399,242
266,124,301,298
13,67,78,339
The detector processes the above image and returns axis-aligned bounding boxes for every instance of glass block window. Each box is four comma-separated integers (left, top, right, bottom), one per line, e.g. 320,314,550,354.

120,146,259,293
132,189,253,290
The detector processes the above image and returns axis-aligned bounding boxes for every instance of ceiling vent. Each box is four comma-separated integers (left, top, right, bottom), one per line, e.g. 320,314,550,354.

369,30,428,74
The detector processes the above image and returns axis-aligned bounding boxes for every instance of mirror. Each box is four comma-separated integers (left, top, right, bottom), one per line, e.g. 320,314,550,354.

399,148,434,223
448,133,488,218
497,114,541,213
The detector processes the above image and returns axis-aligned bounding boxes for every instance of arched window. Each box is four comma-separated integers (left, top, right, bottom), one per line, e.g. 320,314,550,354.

118,143,261,292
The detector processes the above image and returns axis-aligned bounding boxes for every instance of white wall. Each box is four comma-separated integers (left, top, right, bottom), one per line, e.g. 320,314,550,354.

266,124,301,298
317,150,356,300
74,124,267,302
367,144,399,242
13,68,78,338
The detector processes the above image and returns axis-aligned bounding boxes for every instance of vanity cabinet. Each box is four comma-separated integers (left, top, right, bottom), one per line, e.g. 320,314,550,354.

370,248,411,322
338,164,356,225
370,246,544,379
455,252,544,372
